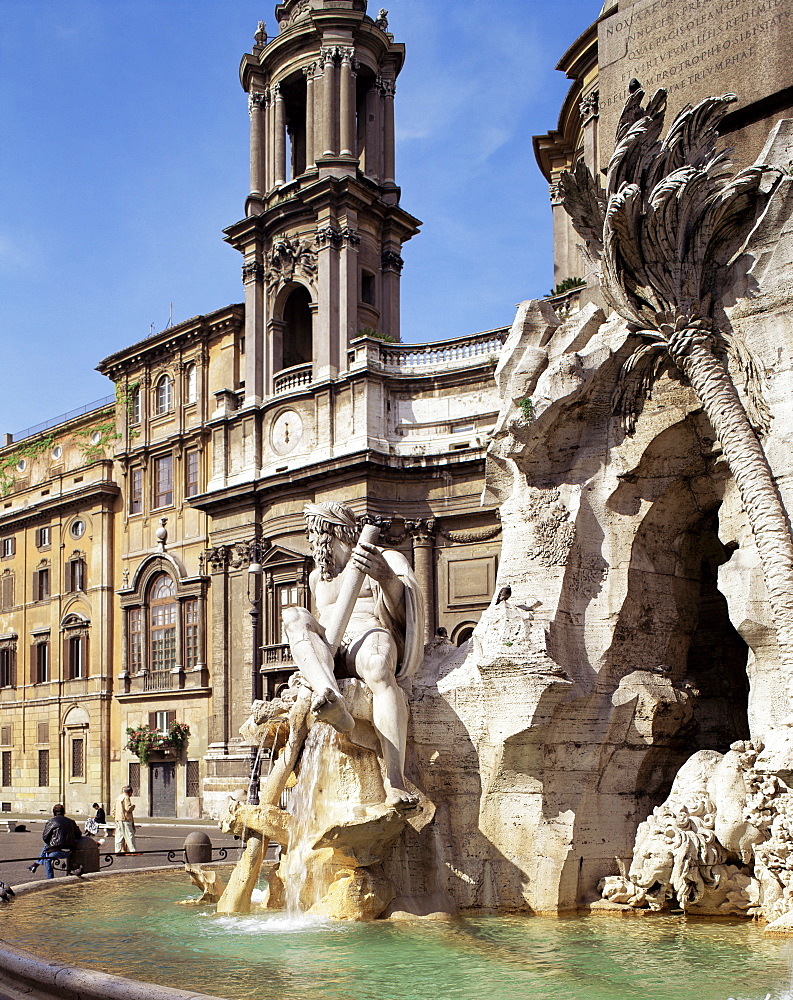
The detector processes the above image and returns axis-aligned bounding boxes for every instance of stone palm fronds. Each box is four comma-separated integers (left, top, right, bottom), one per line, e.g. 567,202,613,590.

559,85,793,670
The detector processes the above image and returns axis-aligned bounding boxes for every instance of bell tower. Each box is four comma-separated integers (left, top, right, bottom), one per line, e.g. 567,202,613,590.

225,1,421,408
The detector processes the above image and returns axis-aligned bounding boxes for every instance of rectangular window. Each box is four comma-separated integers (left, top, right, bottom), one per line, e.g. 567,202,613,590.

184,599,199,669
1,572,14,610
130,467,143,515
128,761,140,796
129,608,143,673
37,722,49,744
131,387,141,425
1,537,15,558
278,584,299,644
186,759,200,798
0,726,10,746
151,601,177,672
67,635,85,680
1,751,10,787
150,709,176,733
36,526,51,548
38,749,49,787
153,455,173,508
71,737,84,779
0,649,14,688
185,449,199,498
33,641,49,683
33,568,50,602
67,559,86,593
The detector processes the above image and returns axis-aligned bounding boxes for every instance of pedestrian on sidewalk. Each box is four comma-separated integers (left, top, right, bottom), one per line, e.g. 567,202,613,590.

28,804,83,879
114,786,137,854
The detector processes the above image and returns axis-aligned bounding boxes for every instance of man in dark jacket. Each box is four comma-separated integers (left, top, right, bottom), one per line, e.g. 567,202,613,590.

28,804,83,879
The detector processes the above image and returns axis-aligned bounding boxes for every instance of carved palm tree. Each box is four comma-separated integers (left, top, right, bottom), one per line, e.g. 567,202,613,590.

559,84,793,667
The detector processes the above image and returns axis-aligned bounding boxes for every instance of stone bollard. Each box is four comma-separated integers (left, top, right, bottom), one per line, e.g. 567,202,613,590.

184,831,212,864
72,835,100,874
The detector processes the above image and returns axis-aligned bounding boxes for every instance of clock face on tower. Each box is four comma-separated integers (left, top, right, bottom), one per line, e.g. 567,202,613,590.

271,409,303,456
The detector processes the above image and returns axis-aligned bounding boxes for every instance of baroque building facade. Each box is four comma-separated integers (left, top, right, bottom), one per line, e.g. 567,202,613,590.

0,0,504,819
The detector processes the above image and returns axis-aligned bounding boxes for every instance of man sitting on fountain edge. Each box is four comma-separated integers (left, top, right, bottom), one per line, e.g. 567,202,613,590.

282,501,425,811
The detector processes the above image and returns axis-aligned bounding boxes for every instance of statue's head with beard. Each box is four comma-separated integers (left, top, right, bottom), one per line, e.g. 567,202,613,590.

303,502,358,581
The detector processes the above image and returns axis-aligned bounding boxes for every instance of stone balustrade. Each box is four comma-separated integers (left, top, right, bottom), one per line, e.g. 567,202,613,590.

273,363,313,395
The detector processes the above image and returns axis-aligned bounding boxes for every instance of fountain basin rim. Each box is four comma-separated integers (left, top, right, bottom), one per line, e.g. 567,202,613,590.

0,867,228,1000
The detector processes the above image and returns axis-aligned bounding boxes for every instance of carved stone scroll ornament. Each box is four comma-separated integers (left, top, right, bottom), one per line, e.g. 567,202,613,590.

558,84,793,674
264,237,317,287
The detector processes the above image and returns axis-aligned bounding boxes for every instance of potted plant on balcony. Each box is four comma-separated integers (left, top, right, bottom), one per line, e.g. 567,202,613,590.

125,721,190,765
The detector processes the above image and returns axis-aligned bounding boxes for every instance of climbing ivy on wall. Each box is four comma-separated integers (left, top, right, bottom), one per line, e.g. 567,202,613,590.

0,434,56,497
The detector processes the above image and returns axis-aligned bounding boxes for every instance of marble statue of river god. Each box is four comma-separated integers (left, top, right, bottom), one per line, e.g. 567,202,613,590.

211,501,431,920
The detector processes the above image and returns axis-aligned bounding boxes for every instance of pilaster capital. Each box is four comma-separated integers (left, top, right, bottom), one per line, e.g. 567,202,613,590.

406,518,437,544
377,76,396,98
579,89,600,125
248,91,267,116
321,45,339,65
303,62,318,80
316,226,360,250
271,82,284,102
242,261,265,284
549,181,563,206
381,249,404,273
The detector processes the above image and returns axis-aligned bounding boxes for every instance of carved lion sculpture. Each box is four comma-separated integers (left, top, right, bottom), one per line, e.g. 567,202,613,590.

601,745,765,913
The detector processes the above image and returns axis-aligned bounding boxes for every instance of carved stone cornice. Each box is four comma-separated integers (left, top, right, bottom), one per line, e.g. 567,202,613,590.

381,250,404,273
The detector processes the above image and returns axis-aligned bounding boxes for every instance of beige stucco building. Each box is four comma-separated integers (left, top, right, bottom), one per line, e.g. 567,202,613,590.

0,0,505,819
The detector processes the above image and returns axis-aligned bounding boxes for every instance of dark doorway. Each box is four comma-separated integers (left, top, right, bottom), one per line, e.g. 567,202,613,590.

281,286,312,370
150,762,176,817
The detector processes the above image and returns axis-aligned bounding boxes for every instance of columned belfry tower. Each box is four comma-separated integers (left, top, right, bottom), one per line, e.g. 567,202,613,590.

225,1,421,407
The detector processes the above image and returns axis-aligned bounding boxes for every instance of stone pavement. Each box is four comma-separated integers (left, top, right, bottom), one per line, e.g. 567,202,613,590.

0,814,267,892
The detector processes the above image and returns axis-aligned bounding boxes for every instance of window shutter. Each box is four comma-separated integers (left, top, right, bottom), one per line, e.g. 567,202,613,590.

82,634,89,677
37,722,49,744
1,574,12,609
29,643,35,682
166,710,176,727
65,561,72,592
149,712,157,729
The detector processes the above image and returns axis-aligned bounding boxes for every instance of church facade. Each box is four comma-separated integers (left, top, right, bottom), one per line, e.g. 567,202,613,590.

0,0,504,819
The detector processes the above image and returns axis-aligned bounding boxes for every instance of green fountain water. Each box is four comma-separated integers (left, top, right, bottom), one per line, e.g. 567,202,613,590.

0,870,791,1000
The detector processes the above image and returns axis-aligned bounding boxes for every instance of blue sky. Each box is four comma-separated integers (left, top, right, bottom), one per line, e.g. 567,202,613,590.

0,0,599,436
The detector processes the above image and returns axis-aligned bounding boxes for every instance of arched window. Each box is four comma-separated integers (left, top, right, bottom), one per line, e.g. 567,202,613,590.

155,375,172,415
185,364,197,404
150,574,177,677
280,286,312,371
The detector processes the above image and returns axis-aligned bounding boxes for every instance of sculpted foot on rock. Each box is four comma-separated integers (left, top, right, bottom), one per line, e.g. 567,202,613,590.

312,688,355,733
384,784,420,812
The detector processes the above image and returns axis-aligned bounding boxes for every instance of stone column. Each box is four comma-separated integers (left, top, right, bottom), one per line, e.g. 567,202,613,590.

364,84,380,180
381,77,396,185
304,63,316,169
407,519,436,644
339,48,356,158
380,248,403,344
243,260,267,407
273,83,286,185
248,91,267,200
322,47,338,156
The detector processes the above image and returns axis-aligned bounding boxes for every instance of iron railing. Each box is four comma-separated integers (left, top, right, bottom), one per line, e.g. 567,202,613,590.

10,395,115,444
